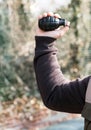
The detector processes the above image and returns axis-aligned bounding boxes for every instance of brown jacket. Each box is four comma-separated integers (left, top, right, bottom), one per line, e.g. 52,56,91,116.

34,36,91,130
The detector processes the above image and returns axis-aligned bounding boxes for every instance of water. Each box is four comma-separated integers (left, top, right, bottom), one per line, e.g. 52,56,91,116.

41,117,84,130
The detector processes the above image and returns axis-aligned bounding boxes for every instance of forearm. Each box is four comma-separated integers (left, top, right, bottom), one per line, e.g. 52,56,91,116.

34,36,91,113
34,36,68,100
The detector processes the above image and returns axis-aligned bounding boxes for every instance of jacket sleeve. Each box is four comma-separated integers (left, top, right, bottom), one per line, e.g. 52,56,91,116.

34,36,91,114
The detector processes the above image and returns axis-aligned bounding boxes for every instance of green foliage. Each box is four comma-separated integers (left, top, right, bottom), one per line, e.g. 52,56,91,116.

18,4,30,31
0,29,10,48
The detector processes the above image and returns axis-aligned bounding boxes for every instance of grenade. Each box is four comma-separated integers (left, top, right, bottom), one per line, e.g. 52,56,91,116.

38,16,69,31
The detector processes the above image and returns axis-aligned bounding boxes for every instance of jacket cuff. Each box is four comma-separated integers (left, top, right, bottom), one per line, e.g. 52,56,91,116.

35,36,56,45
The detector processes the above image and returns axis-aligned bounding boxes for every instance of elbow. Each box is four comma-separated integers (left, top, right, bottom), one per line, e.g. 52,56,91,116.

40,87,63,111
43,99,57,111
42,92,61,111
43,99,53,109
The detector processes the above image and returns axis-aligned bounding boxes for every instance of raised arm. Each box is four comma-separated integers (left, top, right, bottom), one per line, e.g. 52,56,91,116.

34,12,91,114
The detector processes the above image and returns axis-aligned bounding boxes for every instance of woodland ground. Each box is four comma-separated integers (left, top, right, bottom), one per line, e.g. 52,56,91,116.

0,96,81,130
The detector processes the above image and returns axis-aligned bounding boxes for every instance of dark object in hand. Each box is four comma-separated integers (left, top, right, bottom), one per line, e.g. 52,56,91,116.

38,16,69,31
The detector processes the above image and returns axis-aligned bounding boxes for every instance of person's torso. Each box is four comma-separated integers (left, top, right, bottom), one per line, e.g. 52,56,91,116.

82,78,91,130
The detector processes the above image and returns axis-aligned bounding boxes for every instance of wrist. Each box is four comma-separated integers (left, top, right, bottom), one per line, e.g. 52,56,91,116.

35,36,56,44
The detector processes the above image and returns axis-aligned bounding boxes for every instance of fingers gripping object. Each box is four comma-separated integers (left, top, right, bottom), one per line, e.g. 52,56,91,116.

38,16,70,31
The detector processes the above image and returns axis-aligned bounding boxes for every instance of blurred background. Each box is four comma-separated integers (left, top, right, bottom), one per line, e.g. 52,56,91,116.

0,0,91,130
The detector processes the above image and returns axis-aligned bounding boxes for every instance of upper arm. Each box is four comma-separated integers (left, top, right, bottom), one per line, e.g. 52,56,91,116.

44,77,90,113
